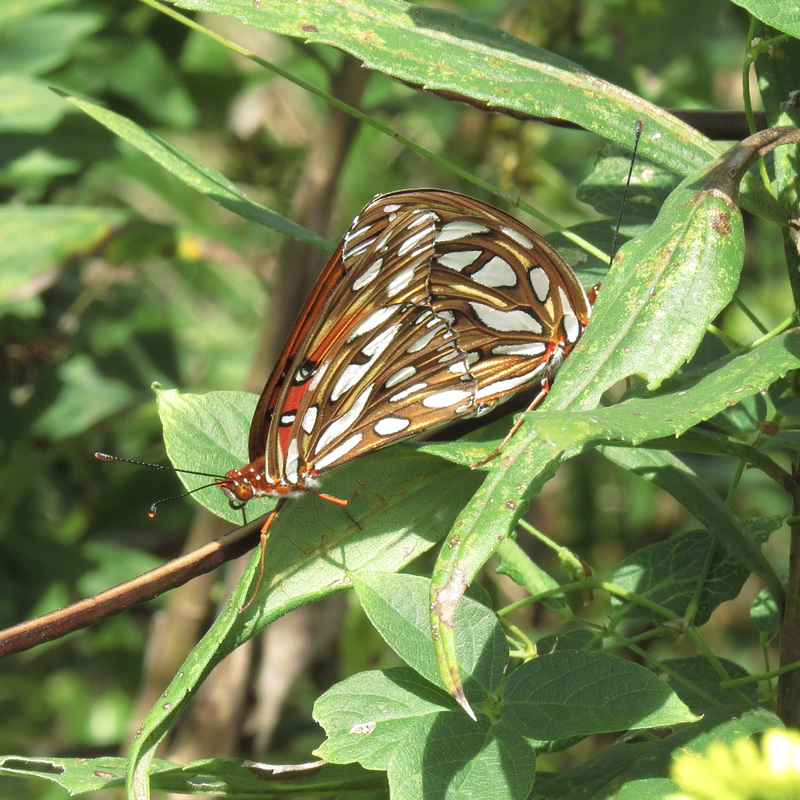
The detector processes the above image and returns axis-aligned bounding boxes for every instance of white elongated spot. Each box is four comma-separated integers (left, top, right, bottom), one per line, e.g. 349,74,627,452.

374,415,411,436
382,203,401,212
314,433,363,470
491,342,548,357
384,365,417,388
386,266,416,297
475,364,547,399
408,211,434,228
406,327,439,353
280,412,296,425
284,438,300,484
422,389,473,408
470,302,543,334
333,324,401,401
437,250,482,271
301,406,318,434
315,386,372,454
346,235,377,257
436,220,489,242
472,256,517,288
347,305,397,341
352,258,383,291
501,225,534,249
448,358,470,374
390,381,428,402
362,323,401,358
308,361,329,392
346,223,373,243
559,285,583,342
397,224,431,257
529,267,550,302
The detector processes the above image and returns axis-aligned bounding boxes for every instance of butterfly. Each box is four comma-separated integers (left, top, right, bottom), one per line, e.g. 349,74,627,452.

215,189,592,567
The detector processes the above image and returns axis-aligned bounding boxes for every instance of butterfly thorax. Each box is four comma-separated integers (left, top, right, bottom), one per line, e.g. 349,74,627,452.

217,457,319,509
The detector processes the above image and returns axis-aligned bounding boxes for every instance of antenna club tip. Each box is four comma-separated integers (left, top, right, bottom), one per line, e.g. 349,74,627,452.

148,506,157,518
95,452,112,460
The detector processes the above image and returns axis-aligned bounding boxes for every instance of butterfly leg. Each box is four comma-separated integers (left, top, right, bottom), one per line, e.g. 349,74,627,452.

240,498,287,612
470,382,551,469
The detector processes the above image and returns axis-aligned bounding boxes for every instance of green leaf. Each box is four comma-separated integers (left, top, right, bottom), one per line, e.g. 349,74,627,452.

611,528,750,626
502,651,696,740
601,446,784,609
0,205,129,318
352,573,507,699
731,0,800,38
529,330,800,450
0,754,382,796
0,11,103,75
0,74,71,133
170,0,720,176
33,355,136,439
533,707,782,799
660,656,758,714
131,388,484,797
751,586,781,636
59,93,332,249
315,669,536,800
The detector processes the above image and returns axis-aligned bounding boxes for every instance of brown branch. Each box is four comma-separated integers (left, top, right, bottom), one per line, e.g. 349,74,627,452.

0,517,263,658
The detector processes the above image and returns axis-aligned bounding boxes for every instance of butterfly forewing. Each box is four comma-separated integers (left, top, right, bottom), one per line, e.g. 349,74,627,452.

248,189,591,488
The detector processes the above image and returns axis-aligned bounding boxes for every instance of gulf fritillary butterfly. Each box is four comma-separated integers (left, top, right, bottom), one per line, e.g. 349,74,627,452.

216,189,592,555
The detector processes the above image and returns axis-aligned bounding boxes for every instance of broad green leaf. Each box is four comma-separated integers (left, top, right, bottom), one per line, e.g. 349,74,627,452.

533,707,782,799
602,446,784,608
131,389,482,798
352,573,507,699
33,355,136,439
0,74,70,132
0,11,102,75
0,205,129,318
0,754,381,796
611,528,750,626
171,0,719,176
660,656,758,714
60,93,332,249
502,651,696,740
315,668,535,800
731,0,800,38
530,330,800,450
315,668,456,769
428,130,800,709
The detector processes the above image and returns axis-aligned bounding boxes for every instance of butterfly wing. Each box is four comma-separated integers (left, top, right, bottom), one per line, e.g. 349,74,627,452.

250,190,591,485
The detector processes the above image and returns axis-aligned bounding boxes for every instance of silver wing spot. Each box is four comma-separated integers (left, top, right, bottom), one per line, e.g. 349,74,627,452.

472,256,517,288
500,225,534,249
314,433,363,470
529,267,551,303
436,220,490,242
352,258,383,291
437,250,482,271
374,415,411,436
422,389,474,408
470,302,543,334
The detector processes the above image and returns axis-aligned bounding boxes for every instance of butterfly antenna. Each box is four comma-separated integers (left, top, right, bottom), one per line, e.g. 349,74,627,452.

147,482,222,518
95,452,225,517
609,119,643,264
94,452,223,480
